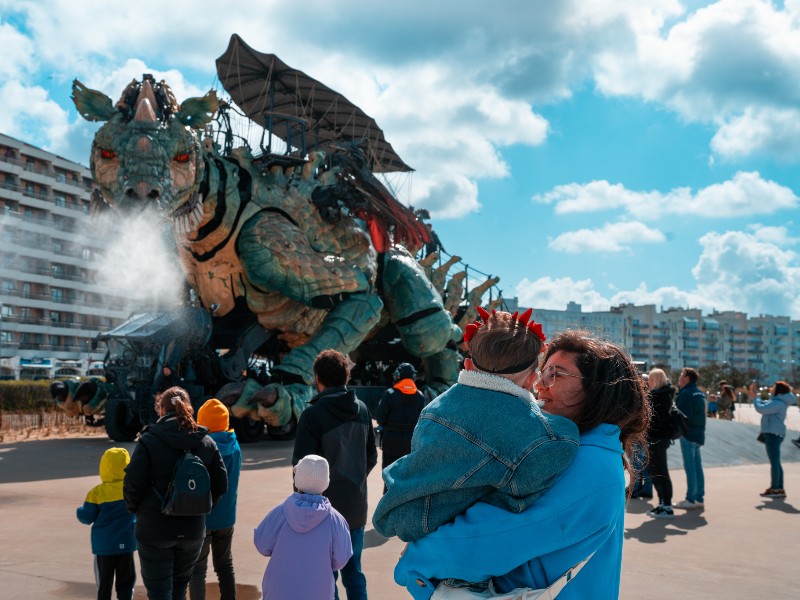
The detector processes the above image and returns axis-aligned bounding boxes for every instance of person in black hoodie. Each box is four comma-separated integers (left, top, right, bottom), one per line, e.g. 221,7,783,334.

374,363,427,474
292,349,377,600
123,386,227,600
645,368,677,519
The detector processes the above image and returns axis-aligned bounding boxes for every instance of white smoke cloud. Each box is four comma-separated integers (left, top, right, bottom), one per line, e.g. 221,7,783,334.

91,212,185,309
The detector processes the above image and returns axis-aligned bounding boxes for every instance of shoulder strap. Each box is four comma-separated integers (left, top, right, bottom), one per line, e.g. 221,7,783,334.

536,552,595,599
488,551,595,600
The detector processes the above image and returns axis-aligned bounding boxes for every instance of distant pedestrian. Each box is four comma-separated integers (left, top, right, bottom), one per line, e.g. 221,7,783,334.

707,393,719,418
754,381,797,499
718,384,735,420
675,367,707,510
76,447,137,600
190,399,242,600
645,368,677,519
254,454,353,600
374,362,427,477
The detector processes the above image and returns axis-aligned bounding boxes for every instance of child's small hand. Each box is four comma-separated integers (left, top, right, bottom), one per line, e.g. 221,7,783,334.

400,542,408,557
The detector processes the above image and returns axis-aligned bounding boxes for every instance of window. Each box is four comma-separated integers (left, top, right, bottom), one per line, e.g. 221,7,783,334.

21,283,31,298
50,311,61,323
49,335,59,346
55,172,66,183
50,287,63,303
53,241,63,253
55,194,66,207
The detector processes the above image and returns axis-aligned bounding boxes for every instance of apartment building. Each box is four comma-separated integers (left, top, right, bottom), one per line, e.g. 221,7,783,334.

0,132,130,380
517,299,798,383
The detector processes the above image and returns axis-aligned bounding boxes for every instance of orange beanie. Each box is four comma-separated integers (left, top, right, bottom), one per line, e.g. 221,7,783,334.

197,398,230,433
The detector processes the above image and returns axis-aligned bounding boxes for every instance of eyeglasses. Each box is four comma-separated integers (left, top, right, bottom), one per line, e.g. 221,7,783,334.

538,365,584,388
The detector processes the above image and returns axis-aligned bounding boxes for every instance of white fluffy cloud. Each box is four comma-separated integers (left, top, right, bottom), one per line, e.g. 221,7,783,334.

517,225,800,317
548,221,666,253
533,172,798,220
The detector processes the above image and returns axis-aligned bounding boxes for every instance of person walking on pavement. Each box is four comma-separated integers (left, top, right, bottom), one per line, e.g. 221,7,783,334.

675,368,706,510
754,381,796,498
374,362,427,475
292,349,377,600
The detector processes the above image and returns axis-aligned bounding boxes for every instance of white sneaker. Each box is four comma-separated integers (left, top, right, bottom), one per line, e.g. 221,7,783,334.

675,500,702,509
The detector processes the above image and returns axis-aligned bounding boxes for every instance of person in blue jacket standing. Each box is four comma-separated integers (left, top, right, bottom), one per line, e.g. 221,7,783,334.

77,447,137,600
754,381,797,498
190,399,241,600
675,367,707,510
394,329,650,600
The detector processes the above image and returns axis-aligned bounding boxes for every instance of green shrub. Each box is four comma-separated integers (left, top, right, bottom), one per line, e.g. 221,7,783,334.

0,380,54,411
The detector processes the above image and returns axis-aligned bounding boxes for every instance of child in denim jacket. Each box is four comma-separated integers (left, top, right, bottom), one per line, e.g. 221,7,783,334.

76,447,137,600
373,307,580,542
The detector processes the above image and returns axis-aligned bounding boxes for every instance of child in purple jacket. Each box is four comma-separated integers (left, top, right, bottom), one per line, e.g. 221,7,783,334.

254,454,352,600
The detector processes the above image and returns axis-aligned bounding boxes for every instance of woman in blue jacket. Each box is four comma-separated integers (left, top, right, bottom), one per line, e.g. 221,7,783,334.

394,329,650,600
754,381,796,499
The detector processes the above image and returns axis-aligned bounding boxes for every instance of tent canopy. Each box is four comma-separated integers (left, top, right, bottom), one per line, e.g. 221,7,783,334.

216,34,412,173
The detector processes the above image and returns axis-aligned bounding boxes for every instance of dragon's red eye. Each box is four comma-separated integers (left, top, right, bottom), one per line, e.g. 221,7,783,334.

99,148,116,160
173,152,191,163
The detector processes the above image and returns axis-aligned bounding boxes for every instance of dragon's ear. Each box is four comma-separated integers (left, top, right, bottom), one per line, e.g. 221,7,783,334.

176,90,219,128
72,79,116,122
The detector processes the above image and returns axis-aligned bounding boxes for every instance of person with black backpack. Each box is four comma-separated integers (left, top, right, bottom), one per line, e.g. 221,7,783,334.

123,386,228,600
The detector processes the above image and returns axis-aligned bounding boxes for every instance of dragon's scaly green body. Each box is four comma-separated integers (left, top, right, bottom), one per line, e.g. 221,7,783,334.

72,75,462,426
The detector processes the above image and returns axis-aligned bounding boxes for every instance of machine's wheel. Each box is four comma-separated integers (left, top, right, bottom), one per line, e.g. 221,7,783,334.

231,416,266,443
104,396,142,442
267,416,297,441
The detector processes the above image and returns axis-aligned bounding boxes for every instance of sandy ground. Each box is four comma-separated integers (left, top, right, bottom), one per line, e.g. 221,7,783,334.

1,403,798,599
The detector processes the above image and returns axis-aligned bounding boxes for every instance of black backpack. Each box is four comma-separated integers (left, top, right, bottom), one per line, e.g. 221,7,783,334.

156,449,212,516
668,403,690,440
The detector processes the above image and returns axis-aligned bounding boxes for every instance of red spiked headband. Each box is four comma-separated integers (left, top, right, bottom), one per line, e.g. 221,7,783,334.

463,306,546,345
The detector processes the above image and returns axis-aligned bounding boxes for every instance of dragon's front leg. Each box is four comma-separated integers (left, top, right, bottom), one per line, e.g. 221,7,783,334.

227,212,382,426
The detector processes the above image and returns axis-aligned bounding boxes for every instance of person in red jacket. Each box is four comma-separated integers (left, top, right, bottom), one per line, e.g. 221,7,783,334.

374,363,427,475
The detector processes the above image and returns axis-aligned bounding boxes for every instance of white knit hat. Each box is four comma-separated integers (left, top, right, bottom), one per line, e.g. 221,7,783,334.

294,454,330,495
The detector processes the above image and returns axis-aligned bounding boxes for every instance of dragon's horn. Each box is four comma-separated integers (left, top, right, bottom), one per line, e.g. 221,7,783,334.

476,306,491,321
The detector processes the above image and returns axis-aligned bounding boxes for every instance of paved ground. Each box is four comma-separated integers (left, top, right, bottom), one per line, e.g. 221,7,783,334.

0,403,798,599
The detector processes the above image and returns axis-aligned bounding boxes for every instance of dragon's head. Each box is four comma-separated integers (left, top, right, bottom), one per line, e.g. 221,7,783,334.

72,75,218,223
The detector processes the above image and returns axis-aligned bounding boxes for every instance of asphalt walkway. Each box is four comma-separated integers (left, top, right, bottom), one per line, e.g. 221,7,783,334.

0,404,797,599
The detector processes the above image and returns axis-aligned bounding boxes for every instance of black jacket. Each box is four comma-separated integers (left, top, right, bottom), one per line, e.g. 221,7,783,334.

123,414,228,542
292,386,378,529
374,386,426,458
648,383,676,443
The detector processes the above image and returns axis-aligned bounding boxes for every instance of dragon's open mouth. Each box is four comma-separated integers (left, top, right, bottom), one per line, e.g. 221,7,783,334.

170,192,204,234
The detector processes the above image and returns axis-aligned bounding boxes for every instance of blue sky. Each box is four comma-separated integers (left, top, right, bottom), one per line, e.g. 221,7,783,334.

1,0,799,318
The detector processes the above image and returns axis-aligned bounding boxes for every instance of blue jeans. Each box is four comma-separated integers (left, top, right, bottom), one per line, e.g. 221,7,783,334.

679,437,704,503
334,527,367,600
631,444,652,497
763,433,784,489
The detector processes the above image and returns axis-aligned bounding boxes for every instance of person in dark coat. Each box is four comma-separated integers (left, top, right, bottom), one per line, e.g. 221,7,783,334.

374,363,427,474
123,386,228,600
645,368,677,519
292,350,377,600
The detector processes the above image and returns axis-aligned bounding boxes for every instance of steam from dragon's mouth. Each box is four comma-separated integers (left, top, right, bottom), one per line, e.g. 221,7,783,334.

92,211,185,308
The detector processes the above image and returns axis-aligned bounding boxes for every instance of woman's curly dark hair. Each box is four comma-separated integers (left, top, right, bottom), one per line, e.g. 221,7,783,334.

543,329,651,484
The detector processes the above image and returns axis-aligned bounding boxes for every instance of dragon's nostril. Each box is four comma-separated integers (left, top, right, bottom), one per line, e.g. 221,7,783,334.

148,189,160,199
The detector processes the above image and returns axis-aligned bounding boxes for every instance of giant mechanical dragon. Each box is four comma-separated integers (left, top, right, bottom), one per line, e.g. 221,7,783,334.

68,35,501,434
